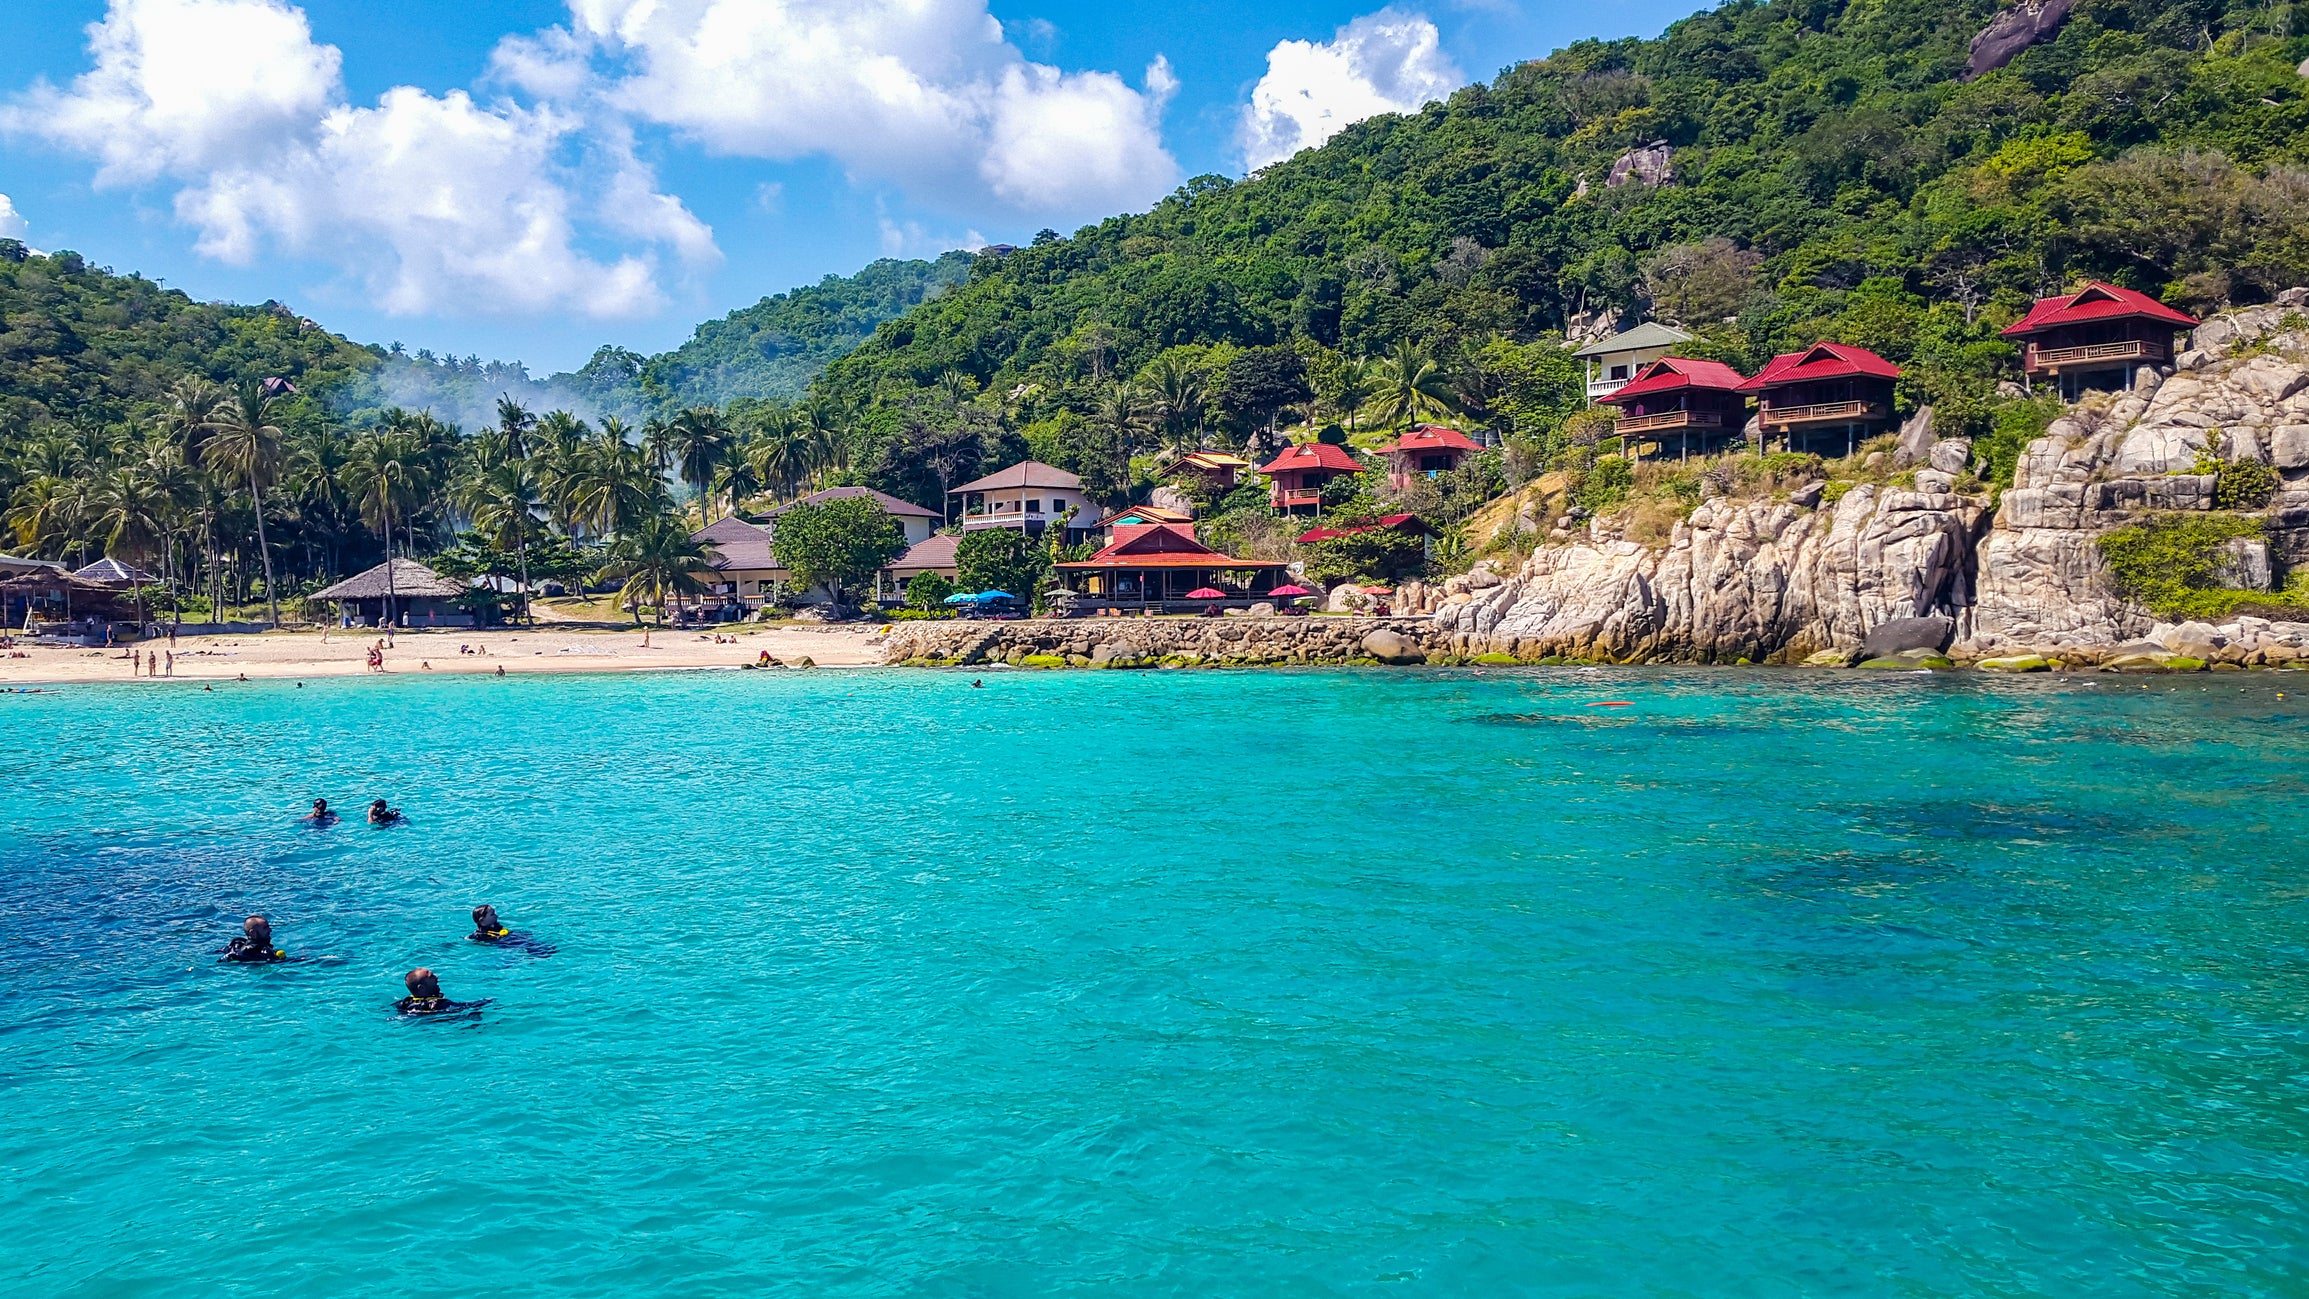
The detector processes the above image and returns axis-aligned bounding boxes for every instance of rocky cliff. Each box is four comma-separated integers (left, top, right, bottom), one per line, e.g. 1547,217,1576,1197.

1427,295,2309,665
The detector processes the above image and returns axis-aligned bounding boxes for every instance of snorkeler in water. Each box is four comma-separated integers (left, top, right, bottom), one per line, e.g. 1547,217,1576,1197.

395,967,487,1016
220,915,287,963
469,904,509,940
303,798,338,825
367,799,405,825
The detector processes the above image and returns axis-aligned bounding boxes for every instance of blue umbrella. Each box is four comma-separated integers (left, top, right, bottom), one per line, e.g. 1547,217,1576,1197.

942,592,978,604
976,590,1014,601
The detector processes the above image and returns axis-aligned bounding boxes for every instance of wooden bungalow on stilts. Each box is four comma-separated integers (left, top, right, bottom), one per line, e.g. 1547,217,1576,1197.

1738,342,1902,456
1596,358,1750,461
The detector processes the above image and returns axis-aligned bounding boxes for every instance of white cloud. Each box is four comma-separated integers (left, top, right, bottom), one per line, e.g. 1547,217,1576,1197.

560,0,1180,218
6,0,713,319
0,195,25,239
1241,8,1464,170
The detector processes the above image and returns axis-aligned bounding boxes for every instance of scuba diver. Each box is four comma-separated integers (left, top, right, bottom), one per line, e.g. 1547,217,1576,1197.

221,915,287,963
367,799,405,826
303,798,339,826
468,904,555,957
395,967,488,1016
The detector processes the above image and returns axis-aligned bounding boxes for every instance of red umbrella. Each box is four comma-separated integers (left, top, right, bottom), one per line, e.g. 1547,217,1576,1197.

1268,584,1312,597
1185,587,1226,600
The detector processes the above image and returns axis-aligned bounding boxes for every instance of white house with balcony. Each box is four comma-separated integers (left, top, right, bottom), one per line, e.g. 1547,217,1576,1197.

950,461,1099,543
1571,322,1695,405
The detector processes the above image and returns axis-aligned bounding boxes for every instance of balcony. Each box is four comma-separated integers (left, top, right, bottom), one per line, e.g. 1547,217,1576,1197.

2023,339,2159,374
1587,377,1632,401
960,511,1046,532
1272,487,1324,511
1613,408,1724,436
1759,400,1884,428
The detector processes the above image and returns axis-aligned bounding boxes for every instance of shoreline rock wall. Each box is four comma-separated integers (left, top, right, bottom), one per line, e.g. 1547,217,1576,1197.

881,616,1450,667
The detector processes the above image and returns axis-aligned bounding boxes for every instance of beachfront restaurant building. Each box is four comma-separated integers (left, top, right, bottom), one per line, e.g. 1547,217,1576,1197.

1598,357,1751,459
1738,342,1902,456
313,558,474,628
2002,282,2198,400
1055,522,1291,613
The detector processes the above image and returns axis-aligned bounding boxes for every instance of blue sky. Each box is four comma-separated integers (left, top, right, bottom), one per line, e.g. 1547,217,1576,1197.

0,0,1698,374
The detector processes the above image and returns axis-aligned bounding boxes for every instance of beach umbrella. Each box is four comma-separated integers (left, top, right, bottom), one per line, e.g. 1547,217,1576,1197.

942,592,978,604
1268,584,1312,597
976,590,1014,601
1186,587,1226,600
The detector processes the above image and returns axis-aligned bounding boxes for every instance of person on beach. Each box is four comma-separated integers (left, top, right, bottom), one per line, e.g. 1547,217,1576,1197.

221,915,286,963
367,799,405,825
164,651,174,676
303,798,338,826
396,968,485,1016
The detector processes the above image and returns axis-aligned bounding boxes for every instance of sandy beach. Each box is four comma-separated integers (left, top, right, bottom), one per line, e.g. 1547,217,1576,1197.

0,623,891,685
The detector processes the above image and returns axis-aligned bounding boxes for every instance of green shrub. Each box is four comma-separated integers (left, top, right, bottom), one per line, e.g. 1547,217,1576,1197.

2095,513,2305,619
2215,457,2278,510
905,570,955,610
1576,456,1632,512
1976,395,2063,488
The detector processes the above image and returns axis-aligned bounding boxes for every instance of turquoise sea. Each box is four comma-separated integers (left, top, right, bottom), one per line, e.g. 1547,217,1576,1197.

3,666,2306,1297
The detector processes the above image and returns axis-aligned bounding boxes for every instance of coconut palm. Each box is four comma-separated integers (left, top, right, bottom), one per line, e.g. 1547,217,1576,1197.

1327,356,1379,432
204,385,287,626
712,455,761,519
1093,382,1146,456
594,515,715,626
460,460,546,624
563,426,663,540
495,397,538,459
343,427,430,624
747,412,810,502
1370,340,1461,430
1145,356,1208,455
663,406,732,521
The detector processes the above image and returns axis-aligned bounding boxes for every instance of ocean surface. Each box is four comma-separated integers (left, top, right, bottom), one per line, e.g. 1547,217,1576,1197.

2,666,2306,1297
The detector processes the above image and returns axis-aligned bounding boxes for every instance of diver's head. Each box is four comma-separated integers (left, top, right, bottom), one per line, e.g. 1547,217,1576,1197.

312,798,328,815
369,799,388,814
472,904,499,932
244,915,271,945
405,967,440,998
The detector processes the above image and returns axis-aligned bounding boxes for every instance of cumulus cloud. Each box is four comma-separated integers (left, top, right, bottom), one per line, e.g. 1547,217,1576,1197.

558,0,1181,217
0,195,25,239
6,0,713,319
1241,8,1464,170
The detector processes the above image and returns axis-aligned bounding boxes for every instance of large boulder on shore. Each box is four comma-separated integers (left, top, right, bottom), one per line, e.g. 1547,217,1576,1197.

1861,615,1955,659
1360,628,1426,665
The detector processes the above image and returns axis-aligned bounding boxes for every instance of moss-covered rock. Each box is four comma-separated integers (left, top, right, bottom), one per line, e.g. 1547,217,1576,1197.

1976,655,2051,672
1470,652,1520,665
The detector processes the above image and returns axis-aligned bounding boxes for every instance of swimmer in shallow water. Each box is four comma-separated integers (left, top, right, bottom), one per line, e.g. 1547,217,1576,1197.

396,967,487,1016
367,799,405,825
303,798,338,825
469,904,510,940
221,915,286,963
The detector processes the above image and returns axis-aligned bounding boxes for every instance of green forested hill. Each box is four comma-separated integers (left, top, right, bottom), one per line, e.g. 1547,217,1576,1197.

560,250,976,415
0,240,379,431
824,0,2309,501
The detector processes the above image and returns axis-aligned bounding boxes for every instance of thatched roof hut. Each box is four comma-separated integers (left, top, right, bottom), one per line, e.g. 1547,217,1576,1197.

312,558,467,601
313,558,477,628
0,570,134,623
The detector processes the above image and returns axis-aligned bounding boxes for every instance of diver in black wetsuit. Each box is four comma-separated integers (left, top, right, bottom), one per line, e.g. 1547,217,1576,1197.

469,904,509,941
303,798,338,826
367,799,405,825
396,967,486,1015
221,915,286,963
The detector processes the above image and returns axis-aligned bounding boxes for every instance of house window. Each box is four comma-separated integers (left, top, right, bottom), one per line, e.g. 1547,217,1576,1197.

1027,499,1043,513
1609,363,1630,380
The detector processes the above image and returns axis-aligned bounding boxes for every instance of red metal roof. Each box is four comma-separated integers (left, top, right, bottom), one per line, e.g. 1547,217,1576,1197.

1258,442,1365,475
1059,523,1286,570
1600,357,1749,405
1382,425,1482,455
2000,282,2199,337
1736,342,1902,392
1296,513,1429,544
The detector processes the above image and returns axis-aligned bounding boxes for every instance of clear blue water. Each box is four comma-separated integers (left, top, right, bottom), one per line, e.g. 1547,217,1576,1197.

3,667,2307,1297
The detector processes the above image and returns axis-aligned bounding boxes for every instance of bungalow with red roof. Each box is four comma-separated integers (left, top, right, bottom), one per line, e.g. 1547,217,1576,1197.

1737,342,1902,455
1259,441,1366,513
1054,521,1292,613
1597,357,1750,460
1378,425,1482,492
2001,282,2198,401
1089,502,1195,547
1160,449,1253,493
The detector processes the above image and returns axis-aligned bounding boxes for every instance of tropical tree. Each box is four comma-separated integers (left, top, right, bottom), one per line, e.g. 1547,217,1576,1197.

595,515,715,625
768,494,906,612
1370,340,1460,430
460,459,546,624
664,406,732,521
204,385,287,625
495,397,538,458
342,426,430,624
1145,355,1208,454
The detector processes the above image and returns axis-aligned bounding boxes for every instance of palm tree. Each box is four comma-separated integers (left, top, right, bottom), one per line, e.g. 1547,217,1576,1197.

1328,356,1379,433
564,426,663,540
204,385,287,626
460,460,546,624
747,410,808,502
283,425,353,578
594,515,714,626
713,455,761,519
343,427,430,625
1371,340,1461,430
1145,356,1208,455
1094,382,1145,456
664,407,732,522
496,397,538,459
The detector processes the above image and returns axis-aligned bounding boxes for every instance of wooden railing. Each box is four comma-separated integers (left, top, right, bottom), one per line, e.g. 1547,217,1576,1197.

1760,400,1883,427
2024,340,2157,371
1273,487,1324,509
1614,408,1724,436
